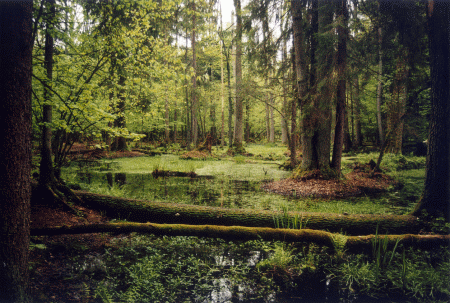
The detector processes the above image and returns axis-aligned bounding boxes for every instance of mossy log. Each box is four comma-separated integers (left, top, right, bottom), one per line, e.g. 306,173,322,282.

73,191,424,235
30,222,450,252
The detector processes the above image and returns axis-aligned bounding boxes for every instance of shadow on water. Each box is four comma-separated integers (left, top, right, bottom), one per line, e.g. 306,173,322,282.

76,171,272,209
72,168,375,303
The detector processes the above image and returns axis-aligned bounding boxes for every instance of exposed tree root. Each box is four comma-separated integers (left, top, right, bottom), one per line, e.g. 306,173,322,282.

32,181,84,217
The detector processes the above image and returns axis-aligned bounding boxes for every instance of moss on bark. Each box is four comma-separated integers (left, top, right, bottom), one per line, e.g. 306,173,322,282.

30,222,450,252
71,190,424,235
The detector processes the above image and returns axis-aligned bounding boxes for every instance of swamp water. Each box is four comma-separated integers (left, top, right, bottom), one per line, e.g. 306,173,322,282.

65,157,398,303
71,156,293,211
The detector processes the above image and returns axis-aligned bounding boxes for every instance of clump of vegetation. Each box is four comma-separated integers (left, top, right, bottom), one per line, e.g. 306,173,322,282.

180,150,214,160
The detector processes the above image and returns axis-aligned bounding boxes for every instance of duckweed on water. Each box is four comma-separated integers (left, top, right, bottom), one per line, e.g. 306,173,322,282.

51,149,449,302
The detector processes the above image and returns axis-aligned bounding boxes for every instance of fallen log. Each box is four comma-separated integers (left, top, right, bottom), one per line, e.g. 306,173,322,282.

73,190,425,235
30,222,450,252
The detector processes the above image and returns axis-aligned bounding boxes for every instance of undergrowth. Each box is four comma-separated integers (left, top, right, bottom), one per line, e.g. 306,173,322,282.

59,235,449,303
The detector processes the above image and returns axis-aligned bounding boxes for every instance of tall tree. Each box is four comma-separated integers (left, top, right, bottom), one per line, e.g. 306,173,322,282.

291,0,307,168
232,0,244,151
39,0,56,186
413,0,450,221
191,0,199,147
386,43,408,154
376,2,384,147
0,2,32,301
294,0,334,173
331,0,348,173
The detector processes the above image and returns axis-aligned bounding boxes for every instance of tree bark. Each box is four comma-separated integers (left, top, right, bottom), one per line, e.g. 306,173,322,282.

31,223,449,253
281,40,289,145
40,0,56,187
71,190,424,236
227,51,233,147
354,77,362,147
386,47,408,154
0,2,32,301
376,19,384,146
290,49,298,167
413,1,450,221
191,1,198,147
291,0,308,169
233,0,244,150
331,0,348,174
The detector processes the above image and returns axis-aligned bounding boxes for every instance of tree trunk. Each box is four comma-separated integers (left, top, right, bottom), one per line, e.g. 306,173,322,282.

220,17,225,147
233,0,244,150
191,1,198,147
354,77,362,147
39,0,56,187
351,0,362,149
314,0,334,169
290,49,298,168
331,0,348,174
281,32,289,145
343,87,352,152
71,190,423,236
413,1,450,221
376,22,384,146
165,85,170,144
245,99,251,142
386,47,408,154
31,223,450,252
0,2,32,301
294,0,332,172
269,93,275,143
227,53,233,147
291,0,308,169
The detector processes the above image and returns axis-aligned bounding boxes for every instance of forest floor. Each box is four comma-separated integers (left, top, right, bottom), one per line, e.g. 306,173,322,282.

29,146,396,302
30,201,113,302
262,170,395,198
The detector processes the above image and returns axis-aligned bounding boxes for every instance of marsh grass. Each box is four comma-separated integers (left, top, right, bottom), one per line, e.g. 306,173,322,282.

62,151,425,216
273,203,309,229
336,246,450,302
53,148,450,302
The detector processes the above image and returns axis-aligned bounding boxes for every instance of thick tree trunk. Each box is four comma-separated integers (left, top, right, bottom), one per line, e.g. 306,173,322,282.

0,2,32,301
31,223,449,253
72,190,423,235
331,0,348,174
294,0,332,172
291,0,310,170
413,1,450,221
314,0,334,169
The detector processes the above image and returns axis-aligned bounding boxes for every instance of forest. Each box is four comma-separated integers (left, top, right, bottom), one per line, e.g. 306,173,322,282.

0,0,449,302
